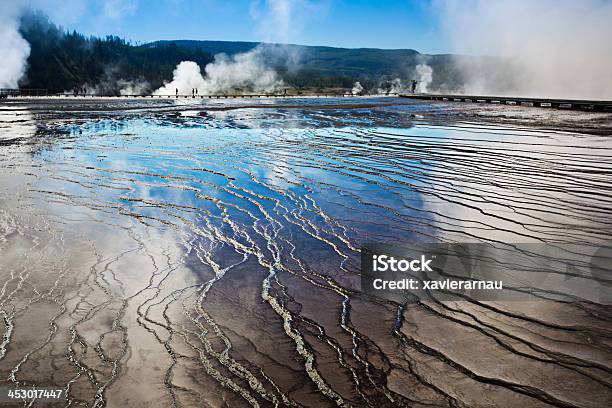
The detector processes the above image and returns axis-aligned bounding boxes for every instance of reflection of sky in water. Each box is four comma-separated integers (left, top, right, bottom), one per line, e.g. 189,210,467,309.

30,105,612,251
32,115,432,247
0,109,36,142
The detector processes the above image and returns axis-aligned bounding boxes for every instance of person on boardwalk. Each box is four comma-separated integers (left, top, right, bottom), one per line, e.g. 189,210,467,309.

175,88,178,97
411,80,417,94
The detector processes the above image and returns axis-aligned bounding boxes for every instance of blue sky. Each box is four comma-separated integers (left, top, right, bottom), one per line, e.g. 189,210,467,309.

40,0,448,53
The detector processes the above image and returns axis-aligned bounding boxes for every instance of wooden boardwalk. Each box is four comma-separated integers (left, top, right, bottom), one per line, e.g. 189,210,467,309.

400,93,612,111
2,90,399,99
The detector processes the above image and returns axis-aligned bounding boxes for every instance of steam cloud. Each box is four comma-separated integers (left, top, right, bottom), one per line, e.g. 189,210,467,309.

0,1,142,89
415,64,433,93
118,79,149,96
376,65,433,95
153,0,311,96
436,0,612,99
351,82,364,95
154,49,283,96
377,78,403,95
154,62,205,95
389,78,402,94
0,3,30,88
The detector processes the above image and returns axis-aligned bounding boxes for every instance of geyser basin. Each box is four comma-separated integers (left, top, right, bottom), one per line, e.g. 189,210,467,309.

0,97,611,407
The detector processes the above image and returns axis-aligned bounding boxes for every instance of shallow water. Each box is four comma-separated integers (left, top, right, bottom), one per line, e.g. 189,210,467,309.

0,98,611,407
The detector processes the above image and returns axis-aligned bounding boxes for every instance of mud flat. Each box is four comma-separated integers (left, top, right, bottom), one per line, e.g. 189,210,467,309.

0,97,611,407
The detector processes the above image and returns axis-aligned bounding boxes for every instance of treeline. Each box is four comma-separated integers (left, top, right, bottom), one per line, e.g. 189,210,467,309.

19,11,214,94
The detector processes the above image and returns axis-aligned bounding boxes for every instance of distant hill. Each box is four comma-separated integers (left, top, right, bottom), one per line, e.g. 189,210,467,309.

154,40,260,56
151,40,421,76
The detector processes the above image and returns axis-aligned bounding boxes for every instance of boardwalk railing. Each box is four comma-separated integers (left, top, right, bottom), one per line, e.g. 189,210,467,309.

0,88,48,98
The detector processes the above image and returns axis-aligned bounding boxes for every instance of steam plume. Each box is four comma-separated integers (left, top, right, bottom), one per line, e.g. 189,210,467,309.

200,49,282,94
351,82,364,95
154,62,206,95
389,78,402,93
415,64,433,93
436,0,612,99
377,78,403,95
119,79,149,96
154,51,283,96
154,0,311,96
0,3,30,88
0,1,141,90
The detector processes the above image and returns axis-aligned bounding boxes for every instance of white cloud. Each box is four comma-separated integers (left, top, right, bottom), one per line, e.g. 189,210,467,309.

101,0,139,20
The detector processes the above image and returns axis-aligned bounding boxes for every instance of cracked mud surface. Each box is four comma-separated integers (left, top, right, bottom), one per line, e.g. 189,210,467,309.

0,97,611,407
